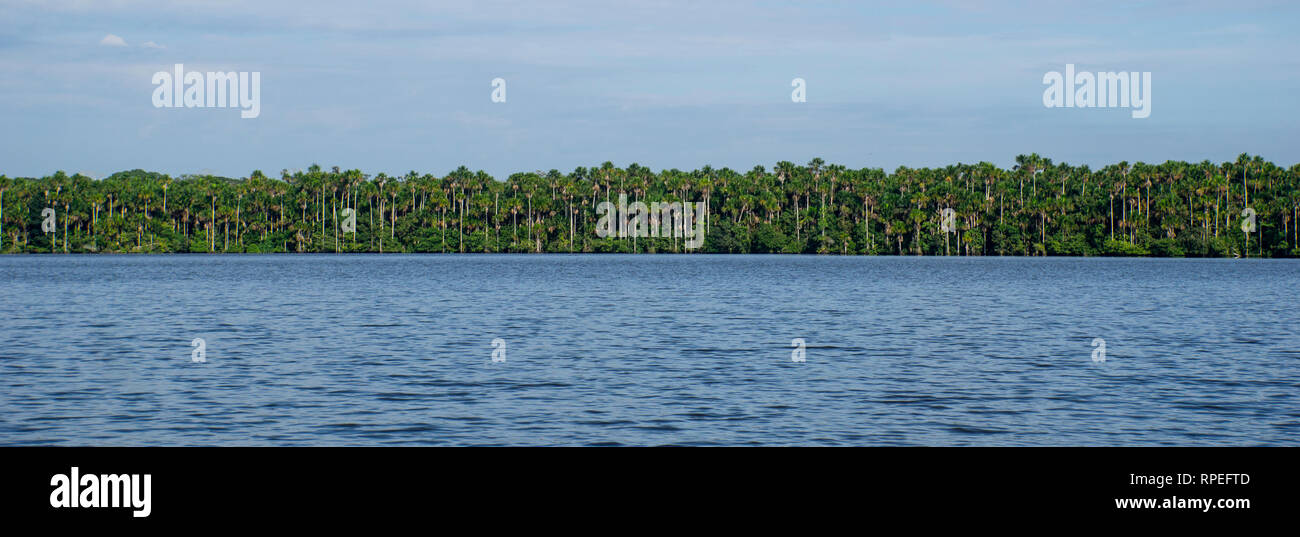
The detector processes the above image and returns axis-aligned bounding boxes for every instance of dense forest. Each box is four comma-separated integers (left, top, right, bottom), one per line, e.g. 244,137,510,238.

1,154,1297,257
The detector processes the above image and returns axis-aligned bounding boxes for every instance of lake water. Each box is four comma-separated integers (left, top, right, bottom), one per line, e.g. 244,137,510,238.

1,254,1297,446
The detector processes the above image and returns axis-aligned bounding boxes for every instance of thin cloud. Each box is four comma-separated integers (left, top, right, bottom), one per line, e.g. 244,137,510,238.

141,41,165,49
99,34,127,47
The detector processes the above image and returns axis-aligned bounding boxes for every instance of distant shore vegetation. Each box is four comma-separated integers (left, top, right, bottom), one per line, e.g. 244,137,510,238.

1,154,1297,257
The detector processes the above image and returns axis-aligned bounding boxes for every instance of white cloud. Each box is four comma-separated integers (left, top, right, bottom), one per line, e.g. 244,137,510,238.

141,41,165,49
99,34,127,47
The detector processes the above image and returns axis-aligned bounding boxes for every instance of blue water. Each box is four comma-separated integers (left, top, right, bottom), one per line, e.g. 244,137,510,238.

1,254,1297,446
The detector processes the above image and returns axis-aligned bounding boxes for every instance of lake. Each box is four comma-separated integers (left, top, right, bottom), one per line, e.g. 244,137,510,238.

1,254,1296,445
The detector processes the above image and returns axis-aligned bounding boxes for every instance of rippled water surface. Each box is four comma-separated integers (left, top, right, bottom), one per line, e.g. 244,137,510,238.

1,254,1297,445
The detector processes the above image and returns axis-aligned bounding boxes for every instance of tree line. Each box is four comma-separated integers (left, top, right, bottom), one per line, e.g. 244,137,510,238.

1,154,1297,257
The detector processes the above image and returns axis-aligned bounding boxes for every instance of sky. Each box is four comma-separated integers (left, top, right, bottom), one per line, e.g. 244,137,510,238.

1,0,1298,180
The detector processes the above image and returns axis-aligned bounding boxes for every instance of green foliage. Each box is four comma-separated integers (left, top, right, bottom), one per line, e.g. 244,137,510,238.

1,154,1298,257
1046,233,1092,256
1147,238,1185,257
1102,239,1150,256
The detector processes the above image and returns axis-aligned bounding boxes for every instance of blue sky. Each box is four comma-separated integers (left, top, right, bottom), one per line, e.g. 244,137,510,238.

1,0,1297,179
